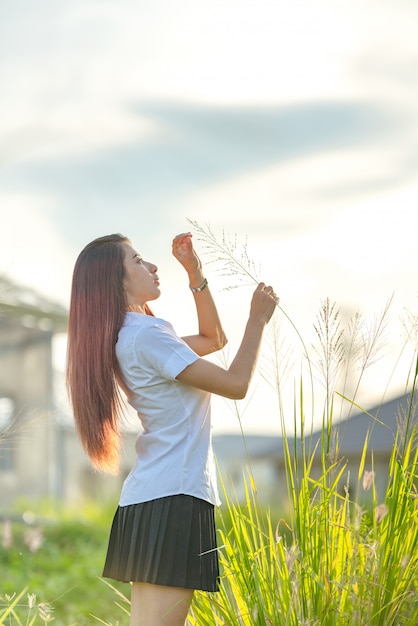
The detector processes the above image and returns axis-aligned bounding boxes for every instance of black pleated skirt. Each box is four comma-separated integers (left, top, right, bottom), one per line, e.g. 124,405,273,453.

102,494,219,592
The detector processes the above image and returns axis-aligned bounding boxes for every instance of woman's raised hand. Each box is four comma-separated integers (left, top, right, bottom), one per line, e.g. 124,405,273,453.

249,282,280,325
172,232,202,275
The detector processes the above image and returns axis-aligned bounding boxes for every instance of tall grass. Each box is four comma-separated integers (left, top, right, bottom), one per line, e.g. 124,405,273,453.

188,385,417,625
188,222,417,625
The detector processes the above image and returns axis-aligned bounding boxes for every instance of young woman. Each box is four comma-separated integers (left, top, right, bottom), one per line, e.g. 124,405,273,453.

66,231,279,626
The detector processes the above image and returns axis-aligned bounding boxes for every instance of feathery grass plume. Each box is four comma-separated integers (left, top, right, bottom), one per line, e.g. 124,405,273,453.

312,298,345,407
336,298,395,421
0,411,44,465
311,298,389,470
359,295,393,371
315,297,398,478
311,298,347,473
187,219,261,289
401,304,418,351
259,316,295,401
188,219,316,428
336,309,365,419
362,470,375,491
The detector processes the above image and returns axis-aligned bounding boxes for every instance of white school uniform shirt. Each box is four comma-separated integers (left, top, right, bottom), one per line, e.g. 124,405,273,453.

116,312,221,507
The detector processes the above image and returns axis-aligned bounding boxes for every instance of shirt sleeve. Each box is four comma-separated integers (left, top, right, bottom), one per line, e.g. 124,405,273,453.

134,321,200,380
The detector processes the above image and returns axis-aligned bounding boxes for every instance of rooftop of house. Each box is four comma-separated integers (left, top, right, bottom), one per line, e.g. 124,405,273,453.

0,276,68,332
212,393,414,461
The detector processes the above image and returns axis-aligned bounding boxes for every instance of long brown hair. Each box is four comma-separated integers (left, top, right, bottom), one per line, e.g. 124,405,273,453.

66,234,132,474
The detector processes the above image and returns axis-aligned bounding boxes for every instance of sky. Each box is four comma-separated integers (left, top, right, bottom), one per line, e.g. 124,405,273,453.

1,0,417,435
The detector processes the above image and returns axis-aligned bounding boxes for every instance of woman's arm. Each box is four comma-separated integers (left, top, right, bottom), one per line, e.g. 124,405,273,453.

172,232,228,356
176,282,279,399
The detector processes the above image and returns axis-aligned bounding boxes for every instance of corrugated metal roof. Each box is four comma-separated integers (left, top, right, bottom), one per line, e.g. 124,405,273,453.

0,276,68,332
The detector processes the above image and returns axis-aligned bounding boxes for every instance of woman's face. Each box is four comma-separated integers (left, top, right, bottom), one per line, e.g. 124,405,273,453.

122,242,160,312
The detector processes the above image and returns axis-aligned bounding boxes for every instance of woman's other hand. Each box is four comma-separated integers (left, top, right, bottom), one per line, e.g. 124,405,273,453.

249,282,280,325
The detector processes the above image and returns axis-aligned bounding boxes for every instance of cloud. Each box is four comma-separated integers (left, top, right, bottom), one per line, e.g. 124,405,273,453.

0,99,402,213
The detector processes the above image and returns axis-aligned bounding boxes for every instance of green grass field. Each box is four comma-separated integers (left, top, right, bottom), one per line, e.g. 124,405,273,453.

1,503,129,625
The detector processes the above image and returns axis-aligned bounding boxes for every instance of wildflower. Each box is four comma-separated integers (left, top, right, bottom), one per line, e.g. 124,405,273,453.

375,503,388,523
38,602,55,622
362,470,375,491
27,593,36,609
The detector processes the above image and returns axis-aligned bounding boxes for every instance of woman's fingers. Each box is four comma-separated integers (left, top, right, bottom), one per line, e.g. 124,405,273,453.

172,232,192,245
257,282,279,302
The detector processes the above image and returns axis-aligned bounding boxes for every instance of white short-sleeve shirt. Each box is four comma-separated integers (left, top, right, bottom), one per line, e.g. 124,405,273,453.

116,312,220,507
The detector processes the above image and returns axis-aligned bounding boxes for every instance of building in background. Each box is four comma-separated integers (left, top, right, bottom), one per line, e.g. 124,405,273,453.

0,277,138,510
1,276,68,507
